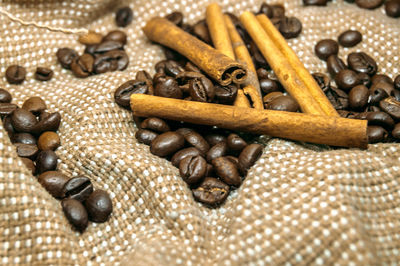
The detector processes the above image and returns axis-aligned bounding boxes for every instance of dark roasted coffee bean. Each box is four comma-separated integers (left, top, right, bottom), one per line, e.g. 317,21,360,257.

84,44,97,55
392,123,400,139
0,103,18,116
325,86,349,110
164,60,184,78
263,92,284,107
271,4,285,18
114,79,150,108
260,78,280,95
93,53,117,74
165,11,184,26
63,176,93,202
205,133,226,147
84,190,113,223
249,41,269,69
214,85,238,104
176,71,204,87
256,68,269,79
0,88,12,103
355,0,384,9
357,73,372,88
11,133,36,145
338,30,362,47
61,198,88,232
36,150,58,174
312,73,331,92
185,62,201,73
5,65,26,84
179,155,207,184
335,69,360,91
303,0,328,5
365,105,381,113
192,177,229,206
315,39,339,61
103,30,127,45
177,129,210,154
326,55,347,78
238,144,263,174
212,157,241,186
141,117,170,133
392,89,400,102
371,74,393,85
366,111,395,130
154,76,182,99
205,164,215,177
150,131,185,157
95,41,124,54
226,134,247,152
11,109,37,133
379,97,400,120
171,147,202,167
135,129,158,145
22,97,47,115
370,81,394,97
136,70,153,83
20,158,36,175
369,87,389,105
225,156,239,167
71,54,94,78
15,143,38,160
3,115,14,134
38,131,60,151
206,141,228,163
349,85,369,110
386,0,400,17
38,171,69,198
31,112,61,135
266,95,299,112
56,48,78,69
192,20,212,44
115,6,133,27
189,76,215,102
367,125,388,143
35,67,54,81
279,17,302,39
259,3,273,17
347,52,377,76
106,50,129,71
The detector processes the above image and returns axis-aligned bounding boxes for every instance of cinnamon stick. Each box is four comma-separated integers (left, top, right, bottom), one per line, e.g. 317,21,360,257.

130,94,368,148
256,14,339,117
143,17,247,86
234,89,251,108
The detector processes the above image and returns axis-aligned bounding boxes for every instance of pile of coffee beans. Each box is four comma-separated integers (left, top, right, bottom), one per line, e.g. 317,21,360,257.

0,88,112,232
5,65,54,84
312,30,400,143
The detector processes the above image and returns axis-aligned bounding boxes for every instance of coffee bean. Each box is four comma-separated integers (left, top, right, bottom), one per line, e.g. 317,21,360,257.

212,157,241,186
379,97,400,120
38,171,69,198
0,103,18,116
164,60,184,78
392,123,400,139
193,20,212,44
185,62,201,73
95,40,124,54
355,0,384,9
205,133,227,147
0,88,12,103
395,75,400,90
84,44,97,55
206,141,228,163
56,48,78,69
36,150,58,174
315,39,339,61
303,0,328,5
115,79,150,108
177,128,210,155
63,176,93,202
11,109,37,133
325,86,349,110
256,68,269,80
35,67,54,81
226,133,247,152
238,144,263,174
271,4,285,18
179,155,207,184
5,65,26,84
20,158,36,175
312,72,331,92
259,3,273,17
371,74,393,85
103,30,127,45
326,55,347,78
11,133,36,145
71,54,94,78
104,50,129,71
367,125,388,143
263,92,284,106
386,0,400,17
150,131,185,157
366,111,395,130
338,30,362,47
369,87,389,105
249,41,269,69
141,117,170,133
260,78,280,95
22,97,47,115
266,95,299,112
171,147,201,166
3,115,14,134
357,73,372,88
165,11,184,26
214,85,238,104
335,69,360,91
84,190,113,223
61,198,88,232
154,76,182,99
192,177,229,206
370,81,394,97
38,131,60,151
32,112,61,135
349,85,369,110
189,76,215,103
347,52,377,76
279,17,302,39
116,6,133,27
135,129,158,145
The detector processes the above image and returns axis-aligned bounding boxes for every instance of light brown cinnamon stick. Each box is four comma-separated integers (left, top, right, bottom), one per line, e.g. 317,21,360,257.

143,17,247,86
234,89,252,108
130,94,368,148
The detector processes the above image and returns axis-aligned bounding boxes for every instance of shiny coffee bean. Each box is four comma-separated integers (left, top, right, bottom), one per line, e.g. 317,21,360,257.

271,4,285,18
3,115,14,134
56,48,78,69
366,111,395,130
256,68,269,79
266,95,299,112
61,198,88,232
22,96,47,115
192,177,230,206
392,123,400,139
189,76,215,102
0,103,18,116
357,73,372,87
279,17,302,39
84,190,113,223
103,30,127,45
115,6,133,27
95,41,124,54
392,89,400,102
338,30,362,47
15,143,38,160
314,39,339,61
154,76,182,99
365,105,381,113
347,52,377,76
135,129,158,145
35,67,53,81
114,79,150,108
303,0,328,5
36,150,58,174
11,108,37,133
260,78,280,94
63,176,93,202
5,65,26,84
238,144,263,174
259,3,273,17
11,133,36,145
312,72,331,92
205,133,226,147
206,141,228,163
370,81,394,96
326,55,347,78
150,131,185,157
349,85,369,110
371,74,393,85
225,155,239,166
379,97,400,120
141,117,170,133
177,129,210,155
38,131,60,151
38,171,69,198
386,0,400,17
325,86,349,110
185,62,201,73
171,147,202,167
367,125,388,143
32,112,61,135
164,60,184,78
205,164,215,177
226,133,247,152
335,69,360,91
355,0,384,9
179,155,207,184
214,85,238,104
20,158,36,175
263,92,284,106
212,157,241,186
93,54,117,74
369,87,389,105
0,88,12,103
71,54,94,78
84,44,97,55
106,50,129,71
165,11,184,26
192,20,212,44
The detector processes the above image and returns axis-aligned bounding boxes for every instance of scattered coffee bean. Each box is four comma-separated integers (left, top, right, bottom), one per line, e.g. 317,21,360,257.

326,55,347,78
22,96,47,115
214,85,238,104
35,67,54,81
335,69,360,91
135,129,158,145
212,157,241,186
379,97,400,120
103,30,127,45
154,76,182,99
238,144,263,174
192,177,230,206
63,176,94,202
11,133,37,145
315,39,339,61
366,111,395,130
189,76,215,102
141,117,170,133
312,72,331,92
349,85,369,110
371,74,393,85
279,17,302,39
116,6,133,27
303,0,328,5
179,155,207,184
355,0,384,9
0,103,18,116
338,30,362,47
392,123,400,139
266,95,300,112
205,133,227,147
20,157,36,175
357,73,372,87
36,150,58,174
56,48,78,69
11,108,37,133
61,198,88,232
263,92,284,106
37,131,61,151
114,79,150,108
166,11,184,26
71,54,94,78
171,147,202,167
226,133,247,152
259,3,273,17
206,141,228,163
367,125,388,143
0,88,12,103
369,87,389,105
386,0,400,17
347,52,378,76
5,65,26,84
31,112,61,135
84,190,113,223
260,78,281,94
15,143,38,159
271,4,285,18
38,171,70,198
150,131,185,157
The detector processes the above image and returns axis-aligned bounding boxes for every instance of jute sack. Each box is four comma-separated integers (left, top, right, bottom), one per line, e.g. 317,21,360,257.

0,0,399,265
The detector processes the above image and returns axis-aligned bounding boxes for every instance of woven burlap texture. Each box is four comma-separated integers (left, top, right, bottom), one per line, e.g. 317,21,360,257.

0,0,399,265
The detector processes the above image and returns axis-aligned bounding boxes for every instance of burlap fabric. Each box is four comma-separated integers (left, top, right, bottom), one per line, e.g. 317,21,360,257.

0,0,399,265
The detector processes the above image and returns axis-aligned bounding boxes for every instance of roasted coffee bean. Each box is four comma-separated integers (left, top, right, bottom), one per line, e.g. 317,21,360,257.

189,76,215,102
379,97,400,120
141,117,170,133
105,50,129,71
176,72,204,87
271,4,285,18
15,143,38,159
335,69,360,91
92,54,117,73
357,73,372,87
205,133,226,147
56,48,78,69
214,85,238,104
367,125,388,143
11,133,36,145
303,0,328,5
38,171,69,198
393,89,400,102
370,81,394,97
205,164,215,177
260,78,280,95
263,92,284,106
95,41,124,54
206,141,228,163
115,6,133,27
150,131,185,157
35,67,54,81
315,39,339,61
71,54,94,78
114,79,150,108
78,31,103,45
249,41,269,69
136,70,153,83
386,0,400,17
20,157,36,175
171,147,202,167
165,11,184,26
355,0,384,9
179,155,207,184
5,65,26,84
349,85,369,110
185,62,201,73
38,131,60,151
326,55,347,78
84,190,113,223
256,68,269,79
266,95,299,112
212,157,241,186
164,60,184,78
338,30,362,47
135,129,158,145
32,112,61,135
103,30,127,45
11,108,37,133
3,115,14,134
312,73,331,92
36,150,58,174
369,87,389,105
238,144,263,174
365,105,381,113
192,177,229,206
371,74,393,85
259,3,273,17
22,97,47,115
226,133,247,152
347,52,377,76
154,76,182,99
61,198,88,232
177,129,210,154
325,86,349,110
192,20,212,44
63,176,93,202
366,111,395,129
0,88,12,103
279,17,302,39
84,44,97,55
392,123,400,139
226,155,239,167
0,103,18,116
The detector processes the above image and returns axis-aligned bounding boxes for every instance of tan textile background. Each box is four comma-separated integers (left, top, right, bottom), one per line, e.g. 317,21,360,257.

0,0,399,265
